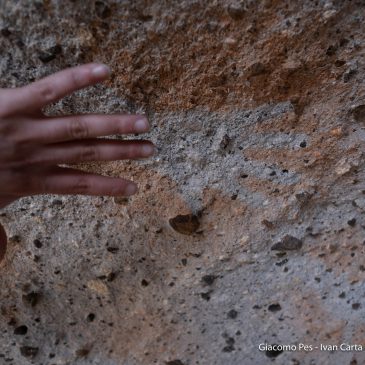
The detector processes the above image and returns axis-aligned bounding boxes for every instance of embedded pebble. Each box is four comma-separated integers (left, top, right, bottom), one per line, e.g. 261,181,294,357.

226,4,246,20
169,214,200,235
271,235,303,251
352,104,365,123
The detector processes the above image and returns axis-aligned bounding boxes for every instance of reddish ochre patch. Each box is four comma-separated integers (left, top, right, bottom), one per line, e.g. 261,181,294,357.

85,1,356,112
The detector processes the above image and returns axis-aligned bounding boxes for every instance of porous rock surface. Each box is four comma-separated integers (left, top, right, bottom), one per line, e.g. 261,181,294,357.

0,0,365,364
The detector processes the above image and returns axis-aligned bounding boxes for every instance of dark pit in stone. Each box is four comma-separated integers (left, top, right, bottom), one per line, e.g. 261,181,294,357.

22,291,40,307
106,246,119,253
14,325,28,335
347,218,356,227
1,28,11,37
201,292,211,301
87,313,95,322
227,309,238,319
33,239,42,248
166,360,185,365
202,275,217,286
268,303,282,312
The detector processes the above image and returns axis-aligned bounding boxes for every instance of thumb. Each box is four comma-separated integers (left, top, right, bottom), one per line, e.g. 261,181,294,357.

0,223,7,262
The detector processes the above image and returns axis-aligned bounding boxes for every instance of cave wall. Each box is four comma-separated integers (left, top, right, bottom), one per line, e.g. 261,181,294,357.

0,1,365,364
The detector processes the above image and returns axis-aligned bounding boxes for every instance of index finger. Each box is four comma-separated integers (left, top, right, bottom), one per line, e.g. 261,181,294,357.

2,63,110,115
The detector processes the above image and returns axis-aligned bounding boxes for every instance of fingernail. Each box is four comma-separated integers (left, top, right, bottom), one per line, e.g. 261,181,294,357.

125,184,137,196
134,118,149,133
91,64,110,78
141,144,155,157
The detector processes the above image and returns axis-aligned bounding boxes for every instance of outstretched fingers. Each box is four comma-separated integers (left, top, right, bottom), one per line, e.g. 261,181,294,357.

14,114,150,144
1,63,110,116
28,140,156,165
39,167,138,197
4,166,138,197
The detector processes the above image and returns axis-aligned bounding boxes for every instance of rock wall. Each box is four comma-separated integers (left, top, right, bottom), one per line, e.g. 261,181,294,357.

0,0,365,364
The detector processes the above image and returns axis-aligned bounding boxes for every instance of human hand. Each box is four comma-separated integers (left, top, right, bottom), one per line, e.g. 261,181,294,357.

0,63,155,260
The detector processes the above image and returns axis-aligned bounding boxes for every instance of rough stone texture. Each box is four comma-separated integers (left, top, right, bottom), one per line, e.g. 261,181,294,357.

0,0,365,364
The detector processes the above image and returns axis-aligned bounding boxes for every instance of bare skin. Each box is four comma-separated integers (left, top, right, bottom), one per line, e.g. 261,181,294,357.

0,63,155,261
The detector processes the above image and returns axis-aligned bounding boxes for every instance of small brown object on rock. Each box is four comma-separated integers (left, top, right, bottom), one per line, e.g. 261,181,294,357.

271,235,303,251
352,104,365,124
76,348,90,358
113,196,129,205
169,214,200,235
262,219,274,229
247,62,267,77
22,291,41,307
226,4,246,20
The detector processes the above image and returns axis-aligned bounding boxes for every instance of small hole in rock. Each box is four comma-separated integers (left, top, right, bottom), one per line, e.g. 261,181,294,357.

141,279,149,287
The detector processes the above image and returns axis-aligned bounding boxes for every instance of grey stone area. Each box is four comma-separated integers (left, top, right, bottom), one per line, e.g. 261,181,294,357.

0,1,365,365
